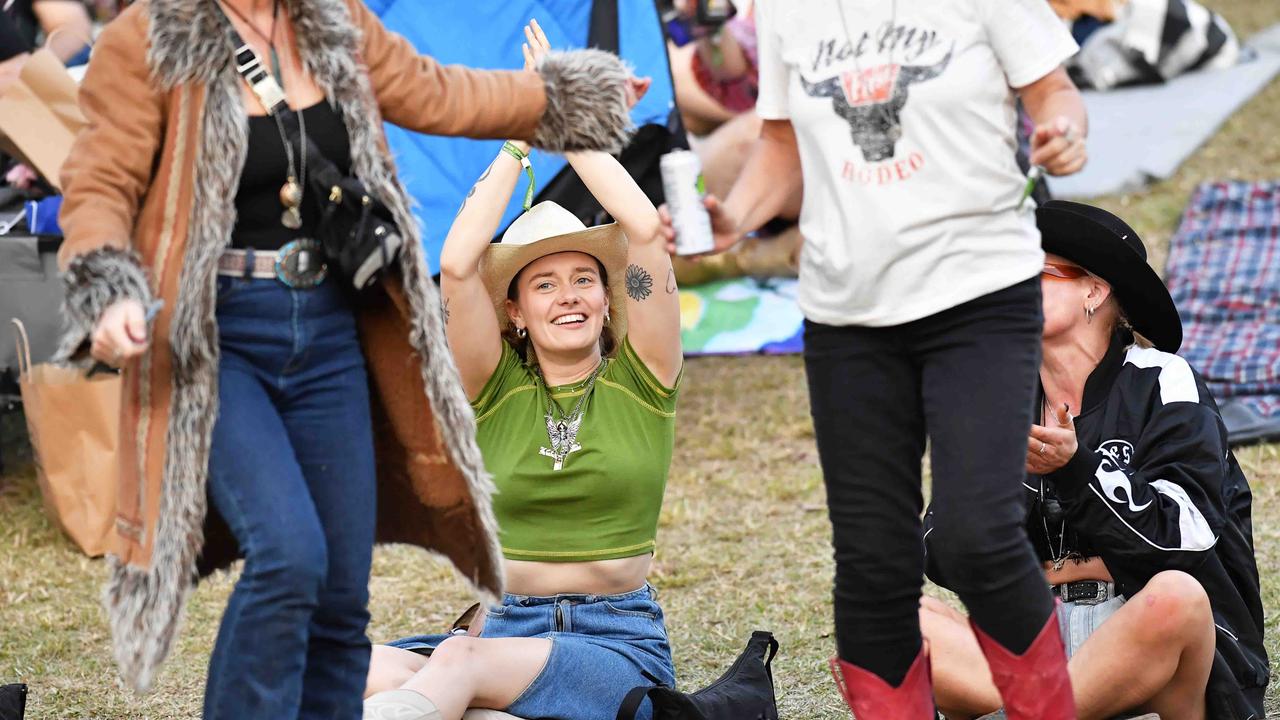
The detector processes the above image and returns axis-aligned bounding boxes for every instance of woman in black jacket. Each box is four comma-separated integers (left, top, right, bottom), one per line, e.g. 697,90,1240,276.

921,201,1268,720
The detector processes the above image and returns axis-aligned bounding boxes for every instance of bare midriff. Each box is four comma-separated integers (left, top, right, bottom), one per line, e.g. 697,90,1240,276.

505,554,654,597
1043,556,1114,585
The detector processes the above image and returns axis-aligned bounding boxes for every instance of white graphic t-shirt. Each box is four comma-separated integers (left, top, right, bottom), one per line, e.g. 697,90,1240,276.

755,0,1077,326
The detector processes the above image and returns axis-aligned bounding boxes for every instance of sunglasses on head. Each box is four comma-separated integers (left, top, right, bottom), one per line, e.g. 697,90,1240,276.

1041,262,1088,279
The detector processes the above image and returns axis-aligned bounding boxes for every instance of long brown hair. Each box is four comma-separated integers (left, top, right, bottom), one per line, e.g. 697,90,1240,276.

502,258,618,365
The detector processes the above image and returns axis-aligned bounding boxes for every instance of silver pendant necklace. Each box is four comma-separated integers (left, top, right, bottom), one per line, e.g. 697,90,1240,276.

1040,476,1071,571
1038,398,1079,571
536,359,606,471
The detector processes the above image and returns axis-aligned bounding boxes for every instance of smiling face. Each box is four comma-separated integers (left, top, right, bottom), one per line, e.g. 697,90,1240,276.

506,251,610,360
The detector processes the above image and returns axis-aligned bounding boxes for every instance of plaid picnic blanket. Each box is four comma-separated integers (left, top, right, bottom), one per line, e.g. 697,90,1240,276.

1165,181,1280,437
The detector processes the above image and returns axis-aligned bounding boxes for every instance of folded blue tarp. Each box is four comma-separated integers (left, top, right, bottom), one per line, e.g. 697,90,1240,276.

366,0,677,272
1047,24,1280,200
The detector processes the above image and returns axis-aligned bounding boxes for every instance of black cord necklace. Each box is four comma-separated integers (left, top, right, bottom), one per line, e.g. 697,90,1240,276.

220,0,282,84
832,0,900,132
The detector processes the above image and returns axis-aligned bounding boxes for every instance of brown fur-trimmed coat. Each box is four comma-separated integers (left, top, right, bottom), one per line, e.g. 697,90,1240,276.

56,0,631,691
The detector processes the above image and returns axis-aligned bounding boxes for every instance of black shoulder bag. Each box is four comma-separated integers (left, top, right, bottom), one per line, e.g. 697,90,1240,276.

616,631,780,720
226,28,403,290
0,683,27,720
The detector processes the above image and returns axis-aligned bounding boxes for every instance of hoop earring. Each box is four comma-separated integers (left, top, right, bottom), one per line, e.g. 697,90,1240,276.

515,326,527,338
604,311,611,326
1084,305,1095,323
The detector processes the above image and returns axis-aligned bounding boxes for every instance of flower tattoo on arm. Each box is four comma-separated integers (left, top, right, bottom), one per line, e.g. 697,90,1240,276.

625,264,653,301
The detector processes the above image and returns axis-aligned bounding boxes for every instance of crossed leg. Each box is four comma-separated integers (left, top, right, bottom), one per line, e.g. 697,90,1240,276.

922,570,1216,720
365,637,552,720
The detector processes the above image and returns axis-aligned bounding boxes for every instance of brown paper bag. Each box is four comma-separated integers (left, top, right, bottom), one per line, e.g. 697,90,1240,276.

12,319,119,556
0,48,87,192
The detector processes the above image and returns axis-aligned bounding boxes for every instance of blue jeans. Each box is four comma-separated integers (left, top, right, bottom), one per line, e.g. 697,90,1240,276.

204,277,377,720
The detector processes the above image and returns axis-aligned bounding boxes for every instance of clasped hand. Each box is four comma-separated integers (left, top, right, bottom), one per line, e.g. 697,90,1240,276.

1027,402,1078,475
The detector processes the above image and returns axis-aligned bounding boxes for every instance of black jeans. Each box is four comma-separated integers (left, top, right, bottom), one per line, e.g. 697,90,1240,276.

804,277,1054,684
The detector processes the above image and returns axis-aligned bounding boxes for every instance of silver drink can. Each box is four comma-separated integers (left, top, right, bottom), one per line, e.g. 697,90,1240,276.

660,150,715,255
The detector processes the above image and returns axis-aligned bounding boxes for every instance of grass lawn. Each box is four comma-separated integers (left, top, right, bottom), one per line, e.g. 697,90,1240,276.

3,4,1279,717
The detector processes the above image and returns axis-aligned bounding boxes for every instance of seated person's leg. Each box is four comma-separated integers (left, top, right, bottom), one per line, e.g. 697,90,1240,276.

365,645,428,698
919,596,1002,718
367,636,551,720
1067,571,1214,720
921,570,1215,720
697,111,762,204
695,110,802,221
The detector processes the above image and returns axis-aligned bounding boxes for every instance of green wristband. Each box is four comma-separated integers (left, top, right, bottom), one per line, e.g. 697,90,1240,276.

502,141,536,211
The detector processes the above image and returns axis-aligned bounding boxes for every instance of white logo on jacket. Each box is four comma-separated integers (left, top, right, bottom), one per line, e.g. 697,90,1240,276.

1092,438,1216,551
1096,440,1150,512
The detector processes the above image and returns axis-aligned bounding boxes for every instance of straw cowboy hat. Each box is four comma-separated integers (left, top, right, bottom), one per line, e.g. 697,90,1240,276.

480,201,630,337
1037,200,1183,352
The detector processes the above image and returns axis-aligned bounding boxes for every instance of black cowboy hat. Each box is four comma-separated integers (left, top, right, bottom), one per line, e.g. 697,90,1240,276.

1036,200,1183,352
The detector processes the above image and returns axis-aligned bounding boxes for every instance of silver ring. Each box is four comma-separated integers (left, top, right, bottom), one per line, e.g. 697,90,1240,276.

1038,441,1047,455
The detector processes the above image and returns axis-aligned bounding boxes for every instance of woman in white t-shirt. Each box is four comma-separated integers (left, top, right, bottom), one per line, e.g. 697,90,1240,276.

661,2,1087,718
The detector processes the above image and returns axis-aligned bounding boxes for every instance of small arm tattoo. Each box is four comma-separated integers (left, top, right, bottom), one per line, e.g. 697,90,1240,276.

665,268,677,294
455,162,495,217
442,296,451,324
625,264,653,301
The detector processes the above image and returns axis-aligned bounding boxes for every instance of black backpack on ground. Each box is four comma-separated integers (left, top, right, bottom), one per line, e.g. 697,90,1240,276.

0,684,27,720
615,631,779,720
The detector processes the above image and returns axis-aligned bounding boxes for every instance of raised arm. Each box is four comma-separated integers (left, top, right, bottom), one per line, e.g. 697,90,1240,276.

438,145,529,400
522,20,681,385
347,0,631,155
566,150,682,386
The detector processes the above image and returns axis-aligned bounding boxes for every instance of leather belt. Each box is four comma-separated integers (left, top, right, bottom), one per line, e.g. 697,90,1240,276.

1051,580,1116,605
217,239,328,288
217,248,279,279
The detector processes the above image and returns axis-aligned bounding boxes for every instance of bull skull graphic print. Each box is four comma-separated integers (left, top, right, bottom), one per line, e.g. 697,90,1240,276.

801,46,953,162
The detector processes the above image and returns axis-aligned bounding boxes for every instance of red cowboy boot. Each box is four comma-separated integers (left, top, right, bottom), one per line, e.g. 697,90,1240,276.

829,644,934,719
970,611,1076,720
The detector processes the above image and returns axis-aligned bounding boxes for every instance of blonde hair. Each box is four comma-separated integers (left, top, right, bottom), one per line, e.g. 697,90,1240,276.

1100,291,1153,349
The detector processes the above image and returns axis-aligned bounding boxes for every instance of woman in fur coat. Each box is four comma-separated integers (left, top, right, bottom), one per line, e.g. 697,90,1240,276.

55,0,632,716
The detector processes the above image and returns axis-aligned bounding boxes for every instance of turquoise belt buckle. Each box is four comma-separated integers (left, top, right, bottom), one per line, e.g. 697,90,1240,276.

276,238,328,288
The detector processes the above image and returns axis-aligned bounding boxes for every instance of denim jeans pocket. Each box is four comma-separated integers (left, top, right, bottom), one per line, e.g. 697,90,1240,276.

602,601,658,620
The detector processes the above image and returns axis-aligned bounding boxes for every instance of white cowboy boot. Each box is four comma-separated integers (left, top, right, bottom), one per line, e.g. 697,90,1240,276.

363,689,443,720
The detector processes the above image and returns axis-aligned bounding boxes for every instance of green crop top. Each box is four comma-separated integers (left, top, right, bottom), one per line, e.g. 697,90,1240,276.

471,337,679,562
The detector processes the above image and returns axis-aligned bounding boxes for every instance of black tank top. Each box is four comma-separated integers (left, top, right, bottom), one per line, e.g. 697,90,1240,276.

232,100,352,250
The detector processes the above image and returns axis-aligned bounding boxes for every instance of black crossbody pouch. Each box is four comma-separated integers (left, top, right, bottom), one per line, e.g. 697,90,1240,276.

225,24,403,290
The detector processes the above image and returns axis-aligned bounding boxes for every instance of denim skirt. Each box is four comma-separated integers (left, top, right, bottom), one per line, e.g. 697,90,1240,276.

388,585,675,720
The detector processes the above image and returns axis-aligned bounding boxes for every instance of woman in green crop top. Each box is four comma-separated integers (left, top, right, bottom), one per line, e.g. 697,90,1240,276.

361,21,683,720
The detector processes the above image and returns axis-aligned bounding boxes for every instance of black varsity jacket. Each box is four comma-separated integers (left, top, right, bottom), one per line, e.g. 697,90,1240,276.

1027,332,1268,719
